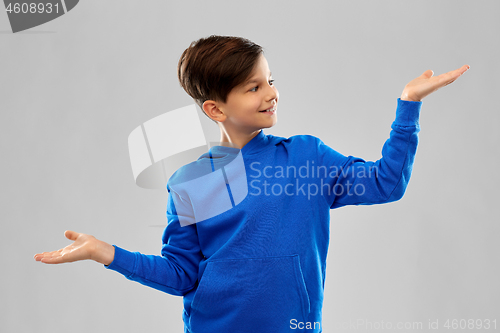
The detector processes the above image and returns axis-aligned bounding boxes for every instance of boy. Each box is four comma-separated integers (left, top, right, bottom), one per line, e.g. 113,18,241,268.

34,35,469,332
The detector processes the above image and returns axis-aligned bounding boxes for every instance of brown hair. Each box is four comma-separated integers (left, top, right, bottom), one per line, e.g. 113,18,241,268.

177,35,264,123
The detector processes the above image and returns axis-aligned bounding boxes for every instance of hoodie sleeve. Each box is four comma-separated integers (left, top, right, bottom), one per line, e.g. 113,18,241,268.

318,98,422,209
104,185,202,296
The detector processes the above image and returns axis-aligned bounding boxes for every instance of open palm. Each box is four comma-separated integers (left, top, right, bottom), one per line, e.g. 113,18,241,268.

34,230,95,264
401,64,470,102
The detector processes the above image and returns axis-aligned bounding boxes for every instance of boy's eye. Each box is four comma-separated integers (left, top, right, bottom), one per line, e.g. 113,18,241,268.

250,80,275,92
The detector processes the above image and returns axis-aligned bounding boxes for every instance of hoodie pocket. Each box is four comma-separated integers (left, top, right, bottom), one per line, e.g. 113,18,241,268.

189,255,311,332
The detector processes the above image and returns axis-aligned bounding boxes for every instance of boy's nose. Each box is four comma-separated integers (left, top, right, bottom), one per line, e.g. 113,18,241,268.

267,86,279,102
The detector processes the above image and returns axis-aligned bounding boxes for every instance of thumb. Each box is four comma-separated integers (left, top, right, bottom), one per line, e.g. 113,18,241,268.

421,69,434,79
64,230,79,241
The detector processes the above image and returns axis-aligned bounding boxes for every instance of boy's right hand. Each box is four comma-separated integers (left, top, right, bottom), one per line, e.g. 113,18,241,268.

34,230,115,266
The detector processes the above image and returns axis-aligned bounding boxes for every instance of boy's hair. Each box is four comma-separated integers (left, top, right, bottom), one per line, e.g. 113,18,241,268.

177,35,264,123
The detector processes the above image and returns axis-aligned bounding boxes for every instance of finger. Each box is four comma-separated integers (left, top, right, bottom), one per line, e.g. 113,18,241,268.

40,255,64,264
456,64,470,75
430,66,466,89
34,249,62,261
421,69,434,79
39,250,69,264
65,230,79,241
444,65,470,81
34,251,52,261
446,65,468,80
35,255,52,262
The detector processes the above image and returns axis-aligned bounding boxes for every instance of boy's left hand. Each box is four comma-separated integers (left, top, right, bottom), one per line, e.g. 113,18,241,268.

401,64,470,102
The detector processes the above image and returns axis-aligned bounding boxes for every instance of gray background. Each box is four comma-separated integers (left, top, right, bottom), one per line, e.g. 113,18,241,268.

1,0,498,332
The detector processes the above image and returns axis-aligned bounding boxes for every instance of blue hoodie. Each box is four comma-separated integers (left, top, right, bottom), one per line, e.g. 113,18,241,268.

105,98,422,332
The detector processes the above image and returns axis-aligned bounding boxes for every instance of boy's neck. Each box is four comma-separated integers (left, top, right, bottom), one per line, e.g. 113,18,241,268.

218,126,262,150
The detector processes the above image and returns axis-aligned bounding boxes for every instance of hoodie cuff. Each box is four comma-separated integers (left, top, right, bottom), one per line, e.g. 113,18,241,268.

394,98,422,127
104,245,136,278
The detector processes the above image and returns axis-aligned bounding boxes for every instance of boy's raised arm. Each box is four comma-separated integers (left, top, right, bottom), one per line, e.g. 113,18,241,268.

319,65,470,209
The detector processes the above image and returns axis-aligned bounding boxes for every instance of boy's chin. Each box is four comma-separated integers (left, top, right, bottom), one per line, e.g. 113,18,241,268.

260,117,278,129
260,121,277,129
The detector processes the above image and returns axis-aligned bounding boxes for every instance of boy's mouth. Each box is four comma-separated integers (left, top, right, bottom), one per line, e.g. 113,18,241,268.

259,106,276,113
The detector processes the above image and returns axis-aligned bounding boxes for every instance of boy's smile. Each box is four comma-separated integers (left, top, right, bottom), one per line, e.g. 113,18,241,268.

214,54,279,145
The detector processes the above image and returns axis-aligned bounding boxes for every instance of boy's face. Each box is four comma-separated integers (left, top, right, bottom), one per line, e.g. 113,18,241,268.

216,54,278,132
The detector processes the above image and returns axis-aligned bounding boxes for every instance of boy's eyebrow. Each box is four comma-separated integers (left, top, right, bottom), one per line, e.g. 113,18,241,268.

243,71,272,86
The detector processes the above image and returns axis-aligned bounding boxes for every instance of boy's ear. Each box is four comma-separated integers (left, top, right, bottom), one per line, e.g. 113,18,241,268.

203,100,225,122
